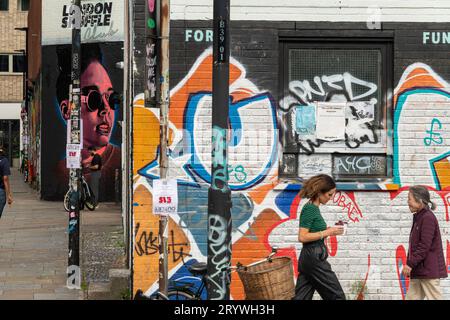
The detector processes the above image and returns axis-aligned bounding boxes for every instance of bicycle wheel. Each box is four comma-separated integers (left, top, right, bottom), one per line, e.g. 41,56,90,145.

85,199,96,211
148,292,169,300
63,191,71,212
83,182,96,211
167,289,197,300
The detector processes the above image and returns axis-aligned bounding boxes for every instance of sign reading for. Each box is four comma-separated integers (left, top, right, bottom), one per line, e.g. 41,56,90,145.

152,179,178,215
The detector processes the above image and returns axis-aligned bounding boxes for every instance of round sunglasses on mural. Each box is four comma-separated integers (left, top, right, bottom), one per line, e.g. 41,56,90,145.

81,89,120,112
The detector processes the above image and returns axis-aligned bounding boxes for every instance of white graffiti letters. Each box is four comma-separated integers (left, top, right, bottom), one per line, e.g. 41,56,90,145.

287,72,377,105
208,215,231,300
67,265,81,289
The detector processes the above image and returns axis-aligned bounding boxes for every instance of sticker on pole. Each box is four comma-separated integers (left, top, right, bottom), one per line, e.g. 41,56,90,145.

152,179,178,215
66,144,82,169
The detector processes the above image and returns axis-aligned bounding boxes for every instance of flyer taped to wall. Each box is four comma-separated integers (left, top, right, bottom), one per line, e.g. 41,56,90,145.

152,179,178,216
315,102,346,141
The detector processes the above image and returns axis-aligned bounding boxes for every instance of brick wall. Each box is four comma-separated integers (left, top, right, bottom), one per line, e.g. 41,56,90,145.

131,14,450,300
0,75,23,101
0,2,27,102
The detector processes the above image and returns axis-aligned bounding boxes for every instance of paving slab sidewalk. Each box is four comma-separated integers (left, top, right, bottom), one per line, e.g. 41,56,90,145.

0,169,82,300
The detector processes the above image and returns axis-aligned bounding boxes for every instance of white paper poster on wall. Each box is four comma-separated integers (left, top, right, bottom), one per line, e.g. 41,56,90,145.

315,102,346,141
66,144,82,169
152,179,178,216
42,0,124,45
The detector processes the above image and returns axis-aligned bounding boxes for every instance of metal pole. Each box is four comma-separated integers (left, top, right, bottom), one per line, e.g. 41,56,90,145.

67,0,82,290
158,0,170,298
207,0,232,300
145,0,170,296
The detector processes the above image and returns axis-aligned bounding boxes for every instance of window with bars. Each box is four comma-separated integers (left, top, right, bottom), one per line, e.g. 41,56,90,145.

279,40,393,184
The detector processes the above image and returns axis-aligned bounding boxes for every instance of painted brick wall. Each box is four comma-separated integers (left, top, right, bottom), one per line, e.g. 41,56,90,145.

169,0,450,22
131,8,450,300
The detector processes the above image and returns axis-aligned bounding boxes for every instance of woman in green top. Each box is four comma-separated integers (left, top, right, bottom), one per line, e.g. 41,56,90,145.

292,174,346,300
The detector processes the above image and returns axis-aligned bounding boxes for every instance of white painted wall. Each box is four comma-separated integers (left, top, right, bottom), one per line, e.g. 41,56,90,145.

0,103,21,120
42,0,124,45
171,0,450,22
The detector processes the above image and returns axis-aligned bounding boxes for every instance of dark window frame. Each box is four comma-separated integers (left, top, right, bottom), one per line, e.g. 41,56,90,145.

12,54,25,73
18,0,29,11
0,54,9,72
0,0,8,11
278,37,394,185
0,53,26,74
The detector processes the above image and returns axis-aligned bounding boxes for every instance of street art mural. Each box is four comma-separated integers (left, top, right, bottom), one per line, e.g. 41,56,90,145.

132,50,450,299
394,63,450,190
41,42,122,201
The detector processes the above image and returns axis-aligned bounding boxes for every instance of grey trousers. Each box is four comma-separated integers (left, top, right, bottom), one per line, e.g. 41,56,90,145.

89,170,101,205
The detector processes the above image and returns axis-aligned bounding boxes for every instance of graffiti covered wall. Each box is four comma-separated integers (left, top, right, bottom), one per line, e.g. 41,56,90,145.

132,19,450,300
40,42,123,201
40,0,124,201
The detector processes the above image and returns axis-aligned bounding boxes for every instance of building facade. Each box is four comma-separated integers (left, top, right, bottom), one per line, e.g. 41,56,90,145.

0,0,28,167
26,0,125,201
128,1,450,300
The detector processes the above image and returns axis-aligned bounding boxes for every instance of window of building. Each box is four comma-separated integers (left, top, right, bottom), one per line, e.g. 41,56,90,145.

0,55,8,72
279,40,393,186
0,53,25,74
13,54,25,72
17,0,28,11
0,0,8,11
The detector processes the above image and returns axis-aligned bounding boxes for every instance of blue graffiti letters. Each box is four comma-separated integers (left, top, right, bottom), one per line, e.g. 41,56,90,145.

212,126,229,192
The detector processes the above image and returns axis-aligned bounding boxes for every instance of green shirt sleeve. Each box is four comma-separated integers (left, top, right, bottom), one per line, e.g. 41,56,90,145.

299,205,319,230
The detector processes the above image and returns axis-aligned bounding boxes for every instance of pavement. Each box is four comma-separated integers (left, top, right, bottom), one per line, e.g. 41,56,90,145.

81,201,125,292
0,168,124,300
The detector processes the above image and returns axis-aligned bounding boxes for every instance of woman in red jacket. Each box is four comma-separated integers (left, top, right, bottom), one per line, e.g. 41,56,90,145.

403,185,447,300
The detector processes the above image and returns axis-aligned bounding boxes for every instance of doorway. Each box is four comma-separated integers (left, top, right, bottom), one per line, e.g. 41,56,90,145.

0,120,20,167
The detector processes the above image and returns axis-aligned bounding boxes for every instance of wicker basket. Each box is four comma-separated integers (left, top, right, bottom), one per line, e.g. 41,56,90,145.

237,257,295,300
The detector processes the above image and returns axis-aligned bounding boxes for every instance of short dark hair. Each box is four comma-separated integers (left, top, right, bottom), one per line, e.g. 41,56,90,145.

56,43,103,104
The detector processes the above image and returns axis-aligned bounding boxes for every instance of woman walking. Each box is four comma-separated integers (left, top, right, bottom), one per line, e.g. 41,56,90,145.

293,174,346,300
403,185,447,300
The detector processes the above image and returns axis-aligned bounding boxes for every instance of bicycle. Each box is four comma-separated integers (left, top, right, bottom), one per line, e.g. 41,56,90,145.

136,247,280,300
64,175,96,212
134,259,207,300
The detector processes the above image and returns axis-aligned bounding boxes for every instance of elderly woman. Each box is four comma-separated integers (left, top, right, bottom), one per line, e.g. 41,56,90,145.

403,185,447,300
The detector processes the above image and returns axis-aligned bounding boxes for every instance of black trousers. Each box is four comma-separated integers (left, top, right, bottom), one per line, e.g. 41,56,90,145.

292,240,346,300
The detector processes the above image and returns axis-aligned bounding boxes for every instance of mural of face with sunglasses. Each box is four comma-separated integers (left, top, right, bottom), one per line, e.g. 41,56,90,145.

60,59,118,148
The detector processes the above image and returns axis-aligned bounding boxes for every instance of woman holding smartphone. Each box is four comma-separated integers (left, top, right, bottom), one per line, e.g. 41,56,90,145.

292,174,346,300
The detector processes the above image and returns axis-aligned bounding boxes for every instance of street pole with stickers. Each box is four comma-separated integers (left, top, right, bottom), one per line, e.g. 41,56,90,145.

67,0,82,290
145,0,171,296
207,0,232,300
